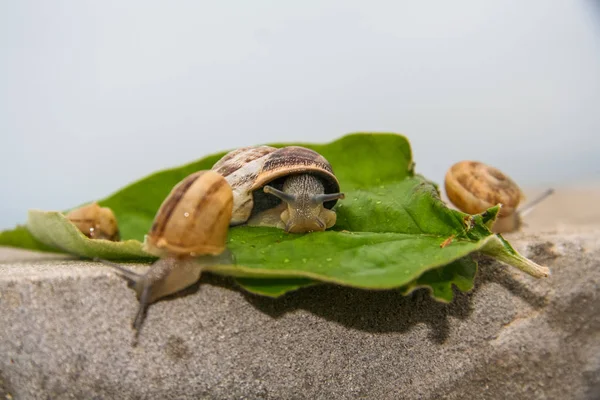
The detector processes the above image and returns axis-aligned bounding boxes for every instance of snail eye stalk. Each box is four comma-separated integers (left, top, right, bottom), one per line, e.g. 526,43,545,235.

312,192,345,205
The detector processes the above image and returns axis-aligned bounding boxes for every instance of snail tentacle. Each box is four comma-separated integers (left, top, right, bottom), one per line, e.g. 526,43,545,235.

518,188,555,218
313,192,345,205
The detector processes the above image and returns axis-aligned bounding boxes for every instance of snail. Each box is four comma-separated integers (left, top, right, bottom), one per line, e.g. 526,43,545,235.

95,170,234,337
66,202,120,241
211,145,345,233
444,160,554,233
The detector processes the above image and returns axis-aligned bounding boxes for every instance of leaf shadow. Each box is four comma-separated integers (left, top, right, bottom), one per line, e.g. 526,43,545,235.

150,255,549,346
240,282,472,344
209,258,547,344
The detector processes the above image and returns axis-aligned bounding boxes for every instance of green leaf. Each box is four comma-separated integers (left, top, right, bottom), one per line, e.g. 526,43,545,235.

480,234,549,278
204,219,493,289
399,257,477,302
234,257,476,302
234,277,320,298
26,210,155,261
0,225,59,254
0,132,548,301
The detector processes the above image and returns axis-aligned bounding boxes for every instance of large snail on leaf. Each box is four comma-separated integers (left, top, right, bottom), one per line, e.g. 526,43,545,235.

212,145,345,233
95,170,234,338
444,160,554,233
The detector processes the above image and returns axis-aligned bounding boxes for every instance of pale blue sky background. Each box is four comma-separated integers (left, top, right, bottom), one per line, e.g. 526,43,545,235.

1,1,599,229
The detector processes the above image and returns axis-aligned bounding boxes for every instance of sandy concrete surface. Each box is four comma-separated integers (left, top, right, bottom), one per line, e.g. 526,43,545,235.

1,187,599,399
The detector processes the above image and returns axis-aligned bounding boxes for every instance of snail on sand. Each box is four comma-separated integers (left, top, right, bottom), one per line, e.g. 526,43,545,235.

212,145,345,233
66,202,120,241
95,170,233,336
444,160,554,233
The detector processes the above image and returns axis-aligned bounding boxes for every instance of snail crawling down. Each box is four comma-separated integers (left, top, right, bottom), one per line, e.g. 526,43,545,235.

444,160,554,233
95,170,234,338
211,145,345,233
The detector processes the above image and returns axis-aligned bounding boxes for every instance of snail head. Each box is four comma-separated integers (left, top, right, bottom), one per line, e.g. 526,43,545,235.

263,174,344,233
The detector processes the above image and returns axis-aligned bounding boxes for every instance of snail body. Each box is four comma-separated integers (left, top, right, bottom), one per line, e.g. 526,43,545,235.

66,202,120,241
99,170,234,336
212,145,345,233
445,160,553,233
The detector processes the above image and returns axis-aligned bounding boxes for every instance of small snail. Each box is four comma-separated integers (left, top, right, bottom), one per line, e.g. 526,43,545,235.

212,145,345,233
96,170,234,337
66,202,120,241
444,160,554,233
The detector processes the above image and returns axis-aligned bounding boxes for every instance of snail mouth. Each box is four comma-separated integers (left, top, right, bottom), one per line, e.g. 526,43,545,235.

285,217,326,233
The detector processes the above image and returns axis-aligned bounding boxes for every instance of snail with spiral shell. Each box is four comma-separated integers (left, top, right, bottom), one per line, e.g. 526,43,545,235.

212,145,345,233
444,160,553,233
66,202,120,241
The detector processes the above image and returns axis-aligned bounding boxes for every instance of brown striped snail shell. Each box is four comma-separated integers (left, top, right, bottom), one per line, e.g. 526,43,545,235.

212,145,345,233
99,170,234,338
66,202,120,241
143,170,233,258
445,160,553,233
211,145,278,225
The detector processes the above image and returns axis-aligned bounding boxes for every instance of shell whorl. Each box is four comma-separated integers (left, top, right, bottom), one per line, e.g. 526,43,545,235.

212,146,278,225
445,160,524,217
250,146,336,190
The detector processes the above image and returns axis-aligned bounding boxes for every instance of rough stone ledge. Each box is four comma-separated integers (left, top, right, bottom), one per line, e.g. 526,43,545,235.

1,187,599,400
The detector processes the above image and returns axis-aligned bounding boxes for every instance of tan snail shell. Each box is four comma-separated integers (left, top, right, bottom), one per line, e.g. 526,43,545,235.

445,160,552,233
143,169,233,258
99,170,233,337
66,202,120,241
212,145,345,233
